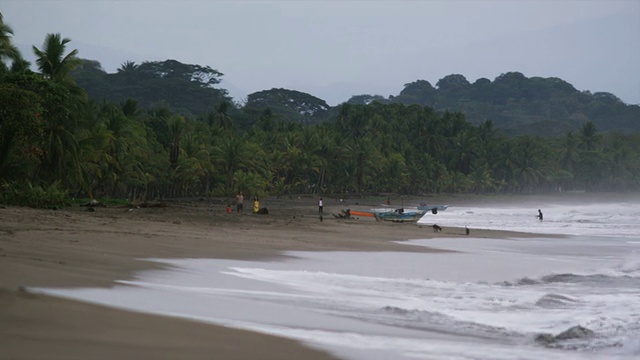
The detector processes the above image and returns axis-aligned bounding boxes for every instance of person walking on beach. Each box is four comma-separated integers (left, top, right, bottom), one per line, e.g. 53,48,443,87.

537,209,543,221
235,191,244,213
318,197,324,215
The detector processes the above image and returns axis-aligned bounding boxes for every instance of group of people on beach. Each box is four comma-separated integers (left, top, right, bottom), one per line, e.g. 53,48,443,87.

225,193,324,218
223,192,252,213
225,191,266,214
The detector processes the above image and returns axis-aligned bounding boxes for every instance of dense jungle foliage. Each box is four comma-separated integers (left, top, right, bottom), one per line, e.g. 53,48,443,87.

74,61,640,137
1,15,639,207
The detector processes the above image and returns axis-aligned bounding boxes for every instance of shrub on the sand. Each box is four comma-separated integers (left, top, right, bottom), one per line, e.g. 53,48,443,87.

0,180,69,208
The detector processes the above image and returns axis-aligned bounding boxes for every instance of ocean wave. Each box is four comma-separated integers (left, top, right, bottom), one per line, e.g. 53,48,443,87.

535,325,594,347
377,301,639,355
501,277,542,286
535,323,640,354
540,273,640,289
614,258,640,276
504,268,640,290
534,293,580,308
376,305,523,342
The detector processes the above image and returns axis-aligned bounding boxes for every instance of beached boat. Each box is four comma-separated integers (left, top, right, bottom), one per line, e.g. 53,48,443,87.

333,201,445,222
333,208,425,222
348,209,376,218
373,208,427,223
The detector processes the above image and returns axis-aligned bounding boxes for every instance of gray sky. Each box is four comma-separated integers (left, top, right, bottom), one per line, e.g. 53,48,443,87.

4,0,640,105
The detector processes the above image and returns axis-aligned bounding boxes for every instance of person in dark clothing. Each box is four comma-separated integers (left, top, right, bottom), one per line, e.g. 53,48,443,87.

537,209,543,221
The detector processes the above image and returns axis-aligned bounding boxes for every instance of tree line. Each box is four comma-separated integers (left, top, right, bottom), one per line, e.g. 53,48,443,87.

1,16,639,207
352,73,640,137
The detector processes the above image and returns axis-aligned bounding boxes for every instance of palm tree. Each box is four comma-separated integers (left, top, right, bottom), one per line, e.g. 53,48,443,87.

117,60,138,73
0,12,22,72
559,131,579,173
448,130,478,175
121,99,141,118
36,113,81,186
167,115,186,170
469,164,495,193
311,124,337,192
32,33,81,82
579,121,600,151
213,136,249,192
509,137,552,192
344,136,376,193
214,101,234,130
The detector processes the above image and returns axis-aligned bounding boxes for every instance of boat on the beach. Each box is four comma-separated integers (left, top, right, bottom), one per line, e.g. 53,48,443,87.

333,208,425,222
373,207,427,222
334,201,446,222
348,210,376,218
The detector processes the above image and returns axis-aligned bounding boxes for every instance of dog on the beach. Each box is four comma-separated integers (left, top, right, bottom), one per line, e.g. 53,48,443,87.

432,224,442,232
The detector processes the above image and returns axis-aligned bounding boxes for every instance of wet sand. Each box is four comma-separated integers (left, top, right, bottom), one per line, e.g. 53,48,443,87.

0,195,535,360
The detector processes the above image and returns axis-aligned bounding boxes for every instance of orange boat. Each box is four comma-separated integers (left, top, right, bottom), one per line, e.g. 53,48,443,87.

348,210,375,218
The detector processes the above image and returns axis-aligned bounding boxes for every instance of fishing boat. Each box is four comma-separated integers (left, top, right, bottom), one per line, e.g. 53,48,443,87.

333,201,446,222
373,208,427,223
348,210,376,218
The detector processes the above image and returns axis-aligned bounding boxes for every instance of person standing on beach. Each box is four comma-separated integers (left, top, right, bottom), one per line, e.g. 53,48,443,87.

318,197,324,215
537,209,543,221
235,191,244,213
253,197,260,213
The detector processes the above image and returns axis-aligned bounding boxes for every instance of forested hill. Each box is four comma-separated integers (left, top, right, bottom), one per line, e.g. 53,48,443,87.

72,59,232,115
72,59,639,137
348,72,640,137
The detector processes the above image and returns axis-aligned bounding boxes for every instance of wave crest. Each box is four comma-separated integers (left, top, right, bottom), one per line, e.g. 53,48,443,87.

535,293,580,308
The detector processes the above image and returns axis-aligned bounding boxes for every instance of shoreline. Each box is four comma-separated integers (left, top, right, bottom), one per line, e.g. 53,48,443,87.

0,196,548,359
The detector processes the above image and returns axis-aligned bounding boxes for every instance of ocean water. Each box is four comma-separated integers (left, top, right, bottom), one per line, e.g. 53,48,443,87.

37,199,640,360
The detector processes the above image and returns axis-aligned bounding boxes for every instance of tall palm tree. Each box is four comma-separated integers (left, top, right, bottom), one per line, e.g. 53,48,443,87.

0,12,22,72
167,115,186,170
579,121,600,151
117,60,138,73
32,33,81,82
344,136,376,193
559,131,579,173
214,101,234,130
448,130,478,175
213,136,249,192
121,99,141,118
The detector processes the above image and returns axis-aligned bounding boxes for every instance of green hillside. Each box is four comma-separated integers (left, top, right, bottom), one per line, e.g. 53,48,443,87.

72,59,639,136
351,72,640,136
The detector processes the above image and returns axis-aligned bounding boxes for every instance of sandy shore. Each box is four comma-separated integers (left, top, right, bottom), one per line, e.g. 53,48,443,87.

0,195,533,360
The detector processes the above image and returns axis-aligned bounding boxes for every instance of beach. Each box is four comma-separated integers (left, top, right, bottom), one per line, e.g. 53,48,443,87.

0,195,527,360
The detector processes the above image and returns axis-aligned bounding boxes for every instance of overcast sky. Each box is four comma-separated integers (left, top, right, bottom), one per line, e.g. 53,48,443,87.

4,0,640,105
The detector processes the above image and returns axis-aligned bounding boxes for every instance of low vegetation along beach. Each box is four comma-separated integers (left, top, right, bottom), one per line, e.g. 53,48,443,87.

0,195,530,360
